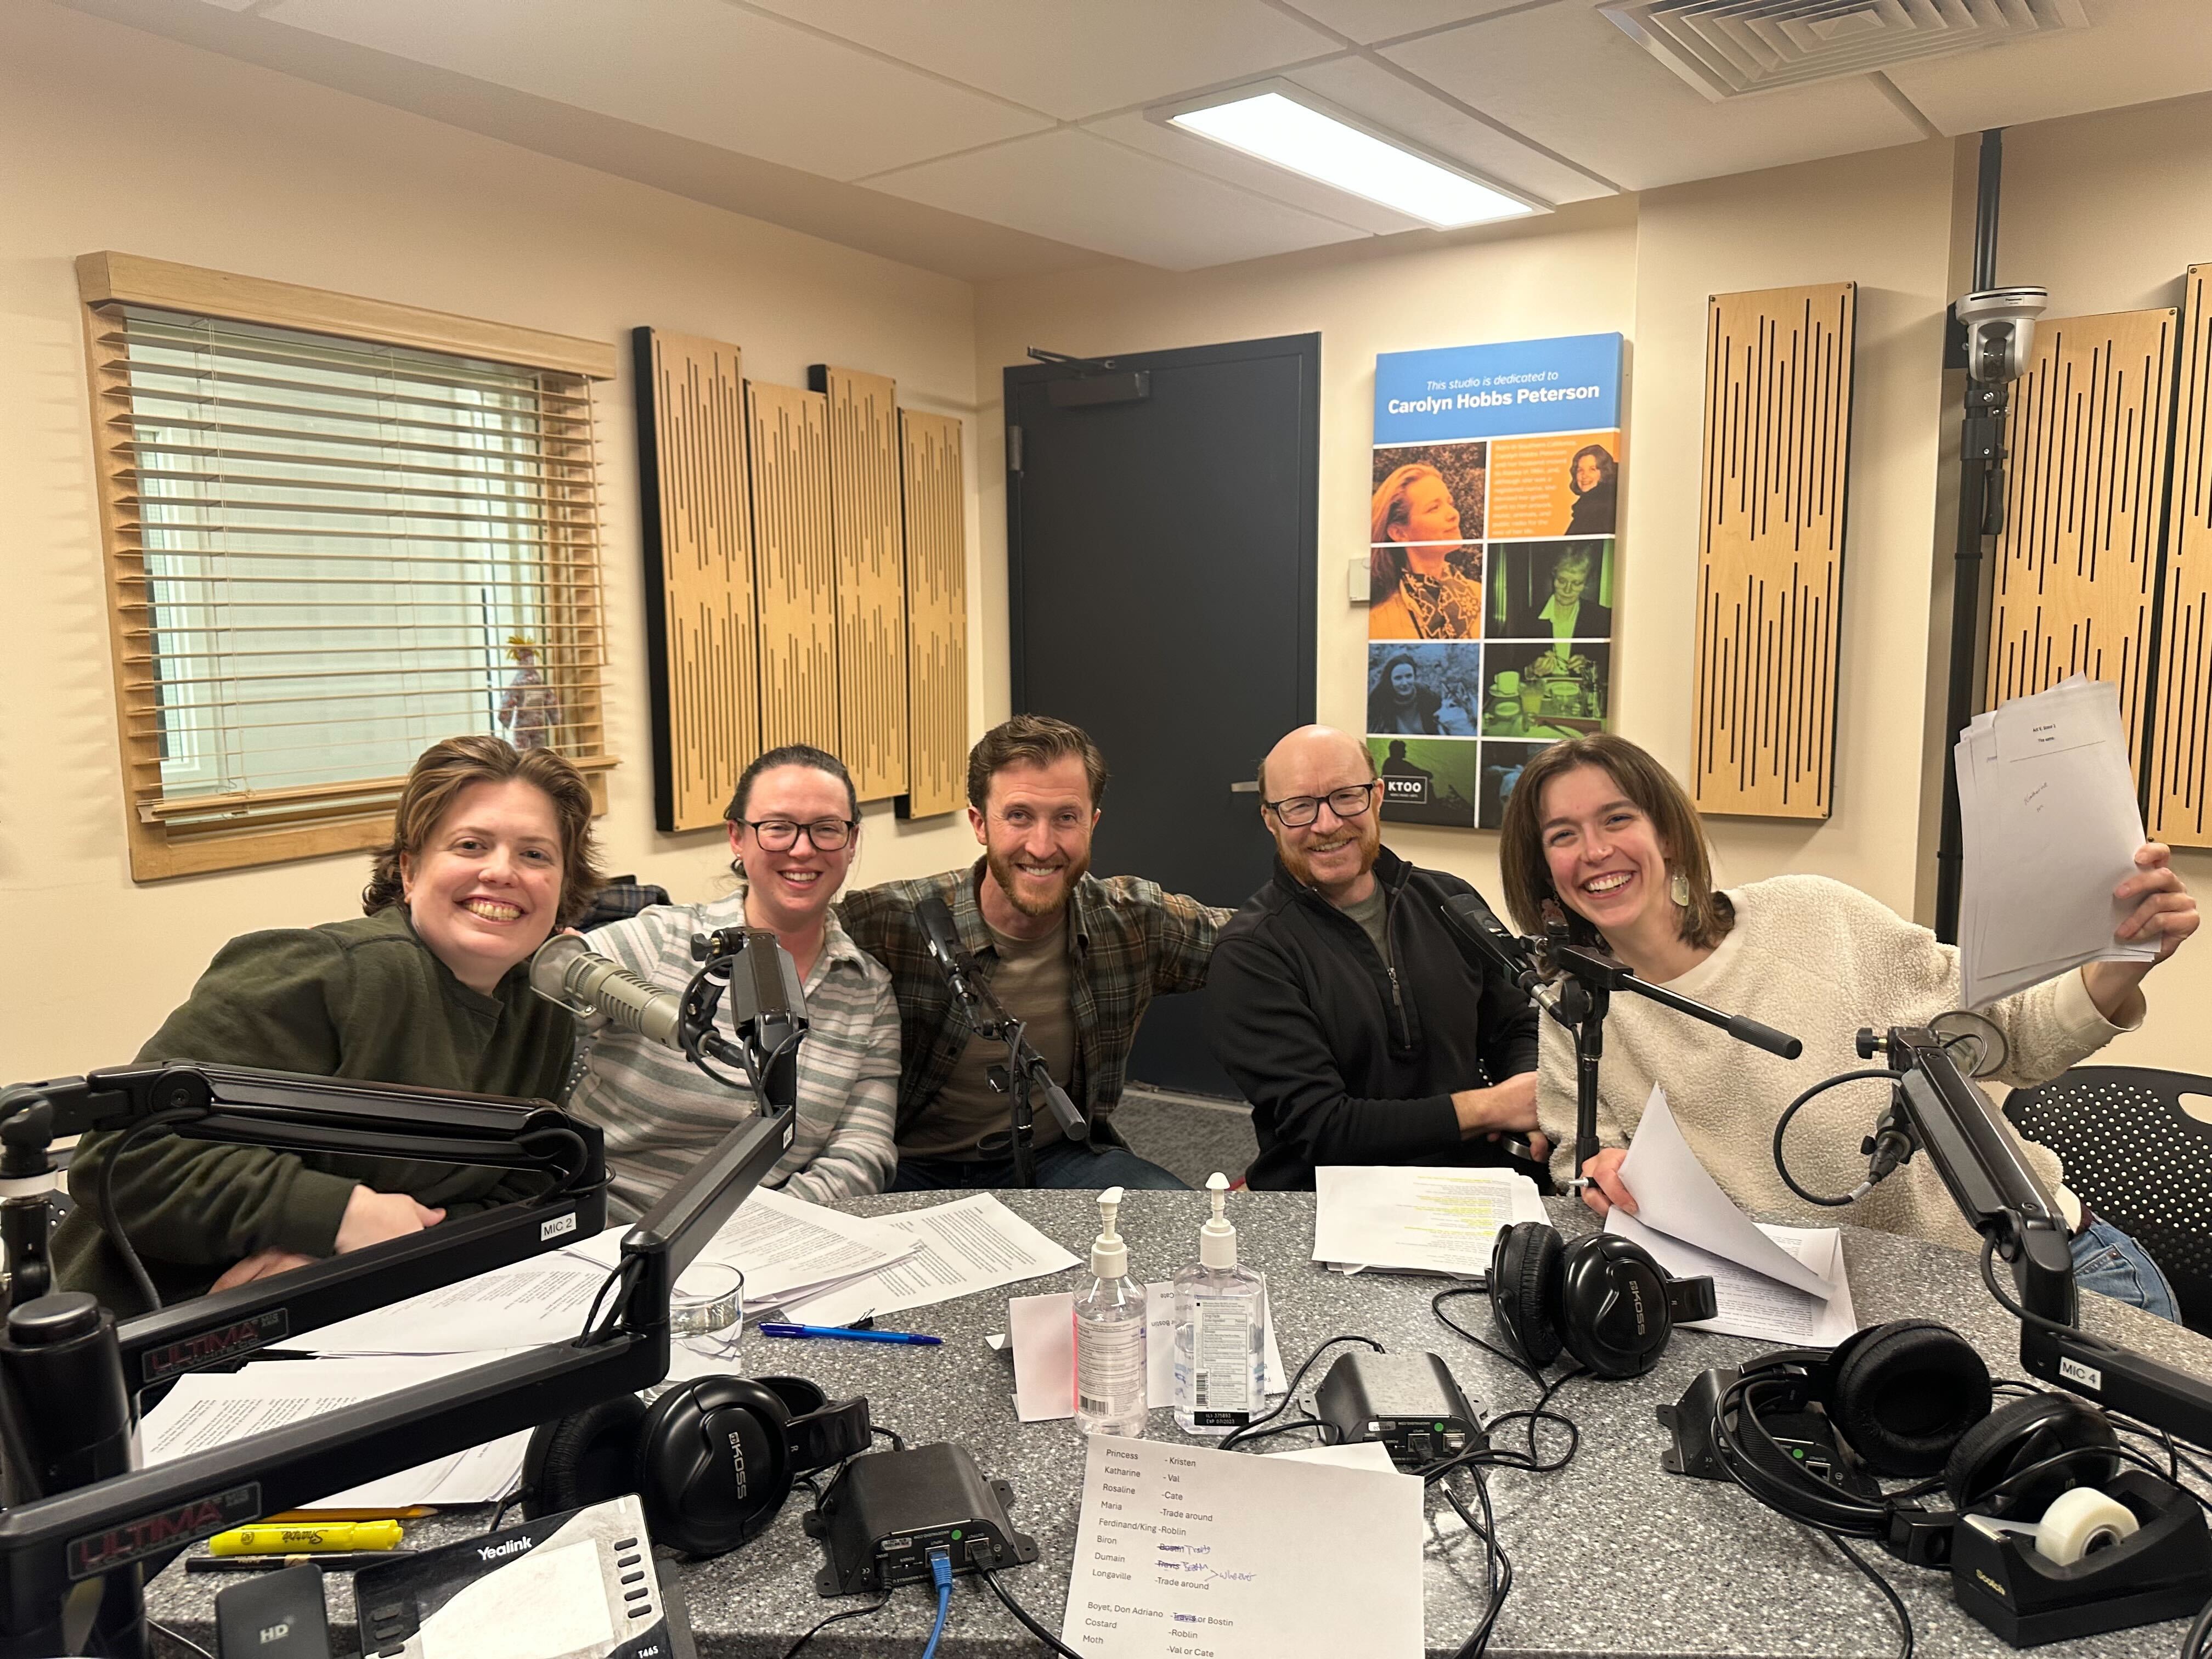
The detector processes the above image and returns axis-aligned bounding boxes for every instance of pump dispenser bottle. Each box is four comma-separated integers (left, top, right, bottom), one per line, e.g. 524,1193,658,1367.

1073,1186,1148,1437
1172,1173,1267,1435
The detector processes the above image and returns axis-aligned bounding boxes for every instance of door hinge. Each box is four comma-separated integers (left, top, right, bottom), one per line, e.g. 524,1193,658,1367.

1007,424,1024,475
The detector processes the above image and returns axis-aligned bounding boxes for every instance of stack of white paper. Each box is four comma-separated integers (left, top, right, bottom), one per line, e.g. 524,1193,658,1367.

769,1194,1080,1328
141,1353,533,1506
1310,1165,1547,1277
1955,675,2154,1008
1604,1086,1857,1346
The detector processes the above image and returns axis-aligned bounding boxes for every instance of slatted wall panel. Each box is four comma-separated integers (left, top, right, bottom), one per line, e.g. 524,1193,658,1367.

1986,309,2177,761
1692,282,1857,818
747,380,840,756
899,410,968,819
634,329,756,832
2150,268,2212,849
815,366,909,802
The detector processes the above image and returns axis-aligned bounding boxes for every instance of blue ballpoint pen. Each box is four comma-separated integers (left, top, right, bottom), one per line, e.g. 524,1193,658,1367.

757,1322,942,1346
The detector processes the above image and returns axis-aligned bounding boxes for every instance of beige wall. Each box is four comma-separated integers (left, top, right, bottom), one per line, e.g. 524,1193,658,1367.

978,103,2212,1077
0,3,994,1080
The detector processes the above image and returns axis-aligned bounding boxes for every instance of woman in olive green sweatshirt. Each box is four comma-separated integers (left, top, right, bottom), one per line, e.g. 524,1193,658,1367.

53,735,606,1315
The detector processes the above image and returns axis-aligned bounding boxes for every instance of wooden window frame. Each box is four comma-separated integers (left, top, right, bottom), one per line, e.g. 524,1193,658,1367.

76,252,620,880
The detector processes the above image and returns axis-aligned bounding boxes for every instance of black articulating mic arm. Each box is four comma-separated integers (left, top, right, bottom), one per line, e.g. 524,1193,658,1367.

0,927,804,1659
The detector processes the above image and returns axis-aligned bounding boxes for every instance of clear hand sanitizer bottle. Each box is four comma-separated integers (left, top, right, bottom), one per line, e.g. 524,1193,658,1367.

1172,1172,1267,1436
1074,1185,1148,1438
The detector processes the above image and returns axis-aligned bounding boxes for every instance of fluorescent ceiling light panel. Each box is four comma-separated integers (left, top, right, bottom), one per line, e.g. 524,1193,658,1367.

1167,91,1536,229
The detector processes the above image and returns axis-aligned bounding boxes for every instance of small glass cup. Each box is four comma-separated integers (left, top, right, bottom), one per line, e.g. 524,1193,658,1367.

670,1262,744,1339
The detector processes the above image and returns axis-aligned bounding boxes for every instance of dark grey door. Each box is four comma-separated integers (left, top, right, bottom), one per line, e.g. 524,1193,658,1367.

1006,334,1318,1096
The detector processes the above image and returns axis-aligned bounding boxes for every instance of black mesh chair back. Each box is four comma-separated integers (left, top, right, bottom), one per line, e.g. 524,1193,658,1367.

2003,1066,2212,1333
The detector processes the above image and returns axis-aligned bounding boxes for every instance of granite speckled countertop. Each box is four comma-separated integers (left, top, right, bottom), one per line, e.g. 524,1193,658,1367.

142,1189,2212,1657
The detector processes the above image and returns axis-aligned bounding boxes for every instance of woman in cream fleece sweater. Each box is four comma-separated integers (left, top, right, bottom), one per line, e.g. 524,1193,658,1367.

1496,733,2198,1315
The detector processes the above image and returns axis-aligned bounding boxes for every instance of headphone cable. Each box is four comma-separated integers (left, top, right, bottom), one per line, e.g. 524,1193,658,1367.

1771,1070,1905,1207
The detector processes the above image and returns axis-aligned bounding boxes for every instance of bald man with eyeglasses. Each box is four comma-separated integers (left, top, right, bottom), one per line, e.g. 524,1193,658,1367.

1205,725,1545,1191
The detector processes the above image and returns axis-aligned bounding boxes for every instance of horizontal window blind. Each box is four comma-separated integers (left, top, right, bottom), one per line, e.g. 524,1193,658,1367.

84,300,611,873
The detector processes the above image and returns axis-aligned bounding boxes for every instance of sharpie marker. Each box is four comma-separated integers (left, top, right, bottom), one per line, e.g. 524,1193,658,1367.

207,1520,404,1556
758,1322,941,1346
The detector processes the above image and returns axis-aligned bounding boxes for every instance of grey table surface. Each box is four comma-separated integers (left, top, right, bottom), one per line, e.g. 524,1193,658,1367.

143,1189,2212,1658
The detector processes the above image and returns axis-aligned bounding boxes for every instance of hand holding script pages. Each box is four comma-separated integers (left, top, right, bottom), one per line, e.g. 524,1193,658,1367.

1955,675,2155,1008
1604,1087,1857,1346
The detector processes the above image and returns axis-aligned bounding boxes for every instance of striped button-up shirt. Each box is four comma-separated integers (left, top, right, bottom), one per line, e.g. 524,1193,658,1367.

836,859,1230,1150
565,888,899,1216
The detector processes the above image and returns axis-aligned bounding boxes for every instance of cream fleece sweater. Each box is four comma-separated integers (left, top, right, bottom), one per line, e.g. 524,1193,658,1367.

1536,874,2133,1255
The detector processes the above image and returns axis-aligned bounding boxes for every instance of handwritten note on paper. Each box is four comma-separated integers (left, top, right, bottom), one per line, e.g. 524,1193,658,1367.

1062,1436,1422,1658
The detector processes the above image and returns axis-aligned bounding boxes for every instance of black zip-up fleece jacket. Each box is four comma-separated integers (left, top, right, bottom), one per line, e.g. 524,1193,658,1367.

1205,847,1541,1190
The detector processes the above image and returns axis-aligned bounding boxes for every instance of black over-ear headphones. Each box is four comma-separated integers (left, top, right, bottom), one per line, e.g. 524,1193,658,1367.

1489,1222,1719,1380
522,1374,871,1556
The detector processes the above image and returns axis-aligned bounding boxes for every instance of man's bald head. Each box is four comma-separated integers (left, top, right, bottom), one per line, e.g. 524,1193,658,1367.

1257,725,1383,906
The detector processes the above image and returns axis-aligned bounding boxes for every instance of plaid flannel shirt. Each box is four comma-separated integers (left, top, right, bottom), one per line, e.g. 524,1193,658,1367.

836,858,1231,1144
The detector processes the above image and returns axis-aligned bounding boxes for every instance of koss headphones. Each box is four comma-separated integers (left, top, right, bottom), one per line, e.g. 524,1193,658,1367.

522,1374,871,1555
1489,1222,1719,1380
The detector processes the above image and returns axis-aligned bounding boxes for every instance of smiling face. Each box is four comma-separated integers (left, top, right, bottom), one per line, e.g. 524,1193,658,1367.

1574,452,1605,493
729,763,858,934
970,755,1097,921
1263,726,1382,906
1390,474,1462,547
1389,661,1417,698
402,778,564,993
1537,763,1672,944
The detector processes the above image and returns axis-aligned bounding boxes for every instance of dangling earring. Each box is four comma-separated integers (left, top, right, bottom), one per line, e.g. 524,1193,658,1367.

1669,871,1692,909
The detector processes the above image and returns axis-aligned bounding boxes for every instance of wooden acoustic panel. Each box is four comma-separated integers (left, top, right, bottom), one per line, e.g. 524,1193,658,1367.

1692,282,1857,818
1986,308,2177,761
748,381,840,757
2150,268,2212,849
815,366,909,803
634,329,757,832
899,410,968,820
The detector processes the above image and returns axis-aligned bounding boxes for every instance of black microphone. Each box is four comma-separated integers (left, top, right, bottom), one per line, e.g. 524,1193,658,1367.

1440,892,1548,997
917,895,978,1007
1724,1013,1804,1060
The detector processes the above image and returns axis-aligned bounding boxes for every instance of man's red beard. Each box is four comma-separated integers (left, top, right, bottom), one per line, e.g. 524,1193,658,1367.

986,843,1091,919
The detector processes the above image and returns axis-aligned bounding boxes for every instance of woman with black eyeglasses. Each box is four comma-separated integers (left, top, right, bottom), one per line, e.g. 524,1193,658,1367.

564,744,901,1215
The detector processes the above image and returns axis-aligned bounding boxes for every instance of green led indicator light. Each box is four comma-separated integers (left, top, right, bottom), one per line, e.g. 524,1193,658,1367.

1791,1447,1807,1459
951,1529,964,1541
1432,1421,1446,1432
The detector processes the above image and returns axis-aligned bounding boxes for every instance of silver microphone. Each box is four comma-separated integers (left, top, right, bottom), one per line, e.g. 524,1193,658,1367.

529,934,685,1048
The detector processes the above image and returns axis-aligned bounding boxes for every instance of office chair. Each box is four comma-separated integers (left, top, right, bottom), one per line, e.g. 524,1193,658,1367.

2004,1066,2212,1334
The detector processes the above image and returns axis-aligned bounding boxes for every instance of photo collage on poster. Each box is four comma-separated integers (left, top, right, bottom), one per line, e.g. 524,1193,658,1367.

1367,334,1623,829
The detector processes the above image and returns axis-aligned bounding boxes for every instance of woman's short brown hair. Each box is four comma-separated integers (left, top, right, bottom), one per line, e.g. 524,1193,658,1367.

966,715,1109,814
1497,733,1731,951
363,735,605,927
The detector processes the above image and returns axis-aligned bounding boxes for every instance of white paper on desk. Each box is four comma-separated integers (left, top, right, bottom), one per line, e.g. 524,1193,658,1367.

561,1185,917,1307
141,1353,531,1506
1607,1211,1858,1346
1062,1435,1423,1658
1618,1086,1832,1300
284,1260,611,1355
1310,1165,1546,1277
1005,1287,1288,1423
775,1194,1080,1327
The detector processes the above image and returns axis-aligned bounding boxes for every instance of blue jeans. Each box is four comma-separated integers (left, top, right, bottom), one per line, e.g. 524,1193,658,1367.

2071,1217,2182,1323
890,1141,1188,1192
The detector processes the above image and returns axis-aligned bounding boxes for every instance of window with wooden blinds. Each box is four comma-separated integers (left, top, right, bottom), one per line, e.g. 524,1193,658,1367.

76,253,618,879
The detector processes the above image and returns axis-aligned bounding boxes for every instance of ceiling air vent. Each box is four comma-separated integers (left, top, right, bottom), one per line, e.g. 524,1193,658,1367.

1599,0,2090,100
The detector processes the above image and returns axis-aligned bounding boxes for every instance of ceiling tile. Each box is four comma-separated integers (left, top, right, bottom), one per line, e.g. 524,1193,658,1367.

263,0,1050,180
743,0,1342,122
1286,55,1614,204
1882,0,2212,136
1084,109,1424,235
1275,1,1536,47
868,127,1373,269
1383,4,1929,191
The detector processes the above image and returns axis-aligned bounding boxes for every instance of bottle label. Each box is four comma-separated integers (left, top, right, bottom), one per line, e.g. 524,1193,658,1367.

1075,1304,1147,1419
1189,1296,1257,1425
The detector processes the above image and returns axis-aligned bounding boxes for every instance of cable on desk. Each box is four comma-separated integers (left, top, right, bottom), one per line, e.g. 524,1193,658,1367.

921,1547,954,1659
1435,1460,1510,1657
2181,1590,2212,1659
1771,1069,1903,1207
779,1588,894,1659
872,1423,906,1452
1816,1528,1914,1659
974,1564,1086,1659
1220,1414,1333,1448
150,1618,216,1659
1217,1334,1383,1452
1430,1287,1584,1474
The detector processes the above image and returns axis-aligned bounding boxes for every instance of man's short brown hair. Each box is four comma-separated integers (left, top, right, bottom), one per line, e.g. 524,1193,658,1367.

363,735,605,927
966,715,1109,813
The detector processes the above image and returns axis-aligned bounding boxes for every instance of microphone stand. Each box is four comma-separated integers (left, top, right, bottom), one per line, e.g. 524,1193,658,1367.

960,972,1086,1190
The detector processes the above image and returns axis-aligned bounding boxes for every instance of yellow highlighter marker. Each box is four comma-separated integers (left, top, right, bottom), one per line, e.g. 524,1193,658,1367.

207,1520,404,1557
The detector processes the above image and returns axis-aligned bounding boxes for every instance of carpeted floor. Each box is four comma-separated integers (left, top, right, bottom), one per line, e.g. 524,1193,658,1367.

1111,1084,1261,1188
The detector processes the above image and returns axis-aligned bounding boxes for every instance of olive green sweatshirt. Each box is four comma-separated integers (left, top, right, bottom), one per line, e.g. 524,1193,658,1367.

52,907,575,1315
